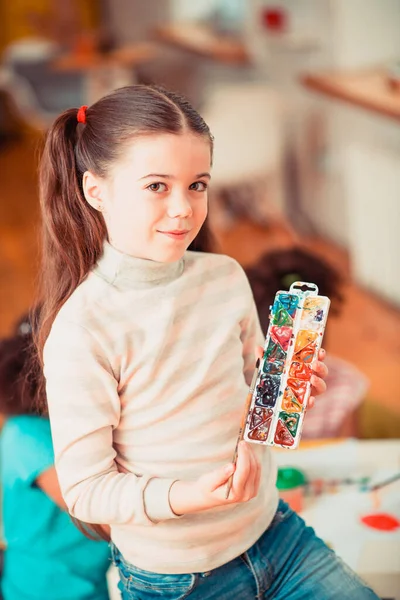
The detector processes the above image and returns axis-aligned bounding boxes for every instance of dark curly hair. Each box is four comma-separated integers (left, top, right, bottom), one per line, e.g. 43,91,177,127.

0,312,41,416
245,247,345,335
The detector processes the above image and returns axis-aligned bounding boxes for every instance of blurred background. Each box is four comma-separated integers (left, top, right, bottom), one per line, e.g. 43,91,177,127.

1,0,399,437
0,0,399,596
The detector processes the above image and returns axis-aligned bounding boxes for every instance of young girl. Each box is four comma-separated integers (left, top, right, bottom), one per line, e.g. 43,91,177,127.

0,314,111,600
36,85,378,599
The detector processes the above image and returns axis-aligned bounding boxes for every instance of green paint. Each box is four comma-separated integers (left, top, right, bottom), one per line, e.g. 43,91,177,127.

280,411,300,436
272,307,293,327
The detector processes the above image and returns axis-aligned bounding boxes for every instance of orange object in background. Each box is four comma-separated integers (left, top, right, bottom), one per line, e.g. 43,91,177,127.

72,32,98,58
276,467,306,513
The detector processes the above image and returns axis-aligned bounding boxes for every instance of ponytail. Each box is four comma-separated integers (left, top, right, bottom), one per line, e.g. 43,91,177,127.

34,109,109,540
34,108,107,410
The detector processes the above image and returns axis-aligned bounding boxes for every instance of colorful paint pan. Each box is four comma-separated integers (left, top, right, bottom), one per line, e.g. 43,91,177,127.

244,282,330,450
247,407,274,442
255,374,281,408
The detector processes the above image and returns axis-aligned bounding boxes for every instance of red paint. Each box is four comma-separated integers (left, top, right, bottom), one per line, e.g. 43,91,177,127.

271,326,292,352
361,513,400,532
274,419,294,446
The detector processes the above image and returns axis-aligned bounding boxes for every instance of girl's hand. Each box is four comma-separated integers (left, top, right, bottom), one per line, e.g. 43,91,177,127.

309,348,328,408
169,441,261,516
255,346,329,409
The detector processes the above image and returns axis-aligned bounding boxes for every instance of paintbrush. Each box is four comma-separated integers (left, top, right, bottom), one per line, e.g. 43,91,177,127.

368,472,400,492
225,358,261,499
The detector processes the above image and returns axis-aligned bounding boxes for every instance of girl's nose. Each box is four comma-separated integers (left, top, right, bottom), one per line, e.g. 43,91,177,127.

167,193,193,219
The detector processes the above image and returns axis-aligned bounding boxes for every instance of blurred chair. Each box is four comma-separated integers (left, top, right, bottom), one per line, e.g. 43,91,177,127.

0,38,85,130
201,82,286,229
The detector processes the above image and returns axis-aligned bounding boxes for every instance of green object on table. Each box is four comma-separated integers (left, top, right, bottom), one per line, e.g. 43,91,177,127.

277,467,306,490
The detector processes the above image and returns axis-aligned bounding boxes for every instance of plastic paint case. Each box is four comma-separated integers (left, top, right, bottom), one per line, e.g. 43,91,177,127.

244,281,330,450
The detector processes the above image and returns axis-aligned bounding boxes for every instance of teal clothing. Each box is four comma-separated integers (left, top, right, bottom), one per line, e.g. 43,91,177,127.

0,416,110,600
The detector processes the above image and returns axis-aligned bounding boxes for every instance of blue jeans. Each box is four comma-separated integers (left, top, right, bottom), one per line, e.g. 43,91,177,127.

111,500,379,599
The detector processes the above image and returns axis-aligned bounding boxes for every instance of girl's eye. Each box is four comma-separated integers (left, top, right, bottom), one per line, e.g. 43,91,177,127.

189,181,208,192
147,182,167,192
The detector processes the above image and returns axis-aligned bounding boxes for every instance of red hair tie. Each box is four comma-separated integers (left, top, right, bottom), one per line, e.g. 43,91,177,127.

77,105,88,124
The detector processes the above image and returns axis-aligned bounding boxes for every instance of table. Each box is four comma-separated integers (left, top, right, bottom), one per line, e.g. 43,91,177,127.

274,439,400,599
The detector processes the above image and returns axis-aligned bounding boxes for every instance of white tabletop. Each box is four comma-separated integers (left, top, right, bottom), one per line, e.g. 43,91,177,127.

274,439,400,599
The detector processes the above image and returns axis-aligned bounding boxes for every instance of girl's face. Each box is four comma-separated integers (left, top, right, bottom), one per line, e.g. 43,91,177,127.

83,132,211,262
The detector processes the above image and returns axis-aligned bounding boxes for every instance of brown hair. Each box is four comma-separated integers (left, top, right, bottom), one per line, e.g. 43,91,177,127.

34,85,215,542
0,314,39,416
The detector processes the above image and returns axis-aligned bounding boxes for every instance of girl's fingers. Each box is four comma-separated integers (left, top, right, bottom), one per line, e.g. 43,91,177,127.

206,463,235,492
255,346,264,361
310,374,327,396
312,360,329,379
232,442,252,497
309,351,328,401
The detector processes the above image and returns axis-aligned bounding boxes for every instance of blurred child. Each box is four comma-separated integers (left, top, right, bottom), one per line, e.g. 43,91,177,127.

0,314,111,600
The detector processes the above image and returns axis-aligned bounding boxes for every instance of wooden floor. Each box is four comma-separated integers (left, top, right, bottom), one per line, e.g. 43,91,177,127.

1,132,399,419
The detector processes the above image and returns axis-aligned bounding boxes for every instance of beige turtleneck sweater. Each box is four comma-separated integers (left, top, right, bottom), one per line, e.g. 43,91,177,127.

44,243,278,574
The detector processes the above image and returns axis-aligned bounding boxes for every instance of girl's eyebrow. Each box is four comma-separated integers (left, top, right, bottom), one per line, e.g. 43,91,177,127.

139,172,211,180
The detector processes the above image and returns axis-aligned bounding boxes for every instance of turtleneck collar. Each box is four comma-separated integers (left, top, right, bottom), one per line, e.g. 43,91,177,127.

94,242,185,289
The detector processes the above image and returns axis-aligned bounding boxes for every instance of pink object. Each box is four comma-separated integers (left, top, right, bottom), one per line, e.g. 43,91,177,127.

301,355,369,439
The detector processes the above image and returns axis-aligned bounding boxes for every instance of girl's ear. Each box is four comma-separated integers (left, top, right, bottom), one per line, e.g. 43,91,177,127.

82,171,106,213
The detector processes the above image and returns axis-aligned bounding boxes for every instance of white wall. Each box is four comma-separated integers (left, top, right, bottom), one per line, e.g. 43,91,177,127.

331,0,400,69
345,141,400,305
170,0,217,21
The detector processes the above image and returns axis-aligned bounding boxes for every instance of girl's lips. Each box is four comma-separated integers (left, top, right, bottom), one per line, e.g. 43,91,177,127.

158,230,190,240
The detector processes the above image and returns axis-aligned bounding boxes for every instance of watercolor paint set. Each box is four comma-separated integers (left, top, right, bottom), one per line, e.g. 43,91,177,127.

244,281,330,450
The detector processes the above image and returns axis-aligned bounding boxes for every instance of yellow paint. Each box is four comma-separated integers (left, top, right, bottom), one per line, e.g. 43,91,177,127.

294,329,318,353
281,387,302,413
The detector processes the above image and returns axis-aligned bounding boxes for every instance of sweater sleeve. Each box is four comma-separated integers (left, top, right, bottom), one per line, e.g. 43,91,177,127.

238,268,266,386
43,317,179,526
